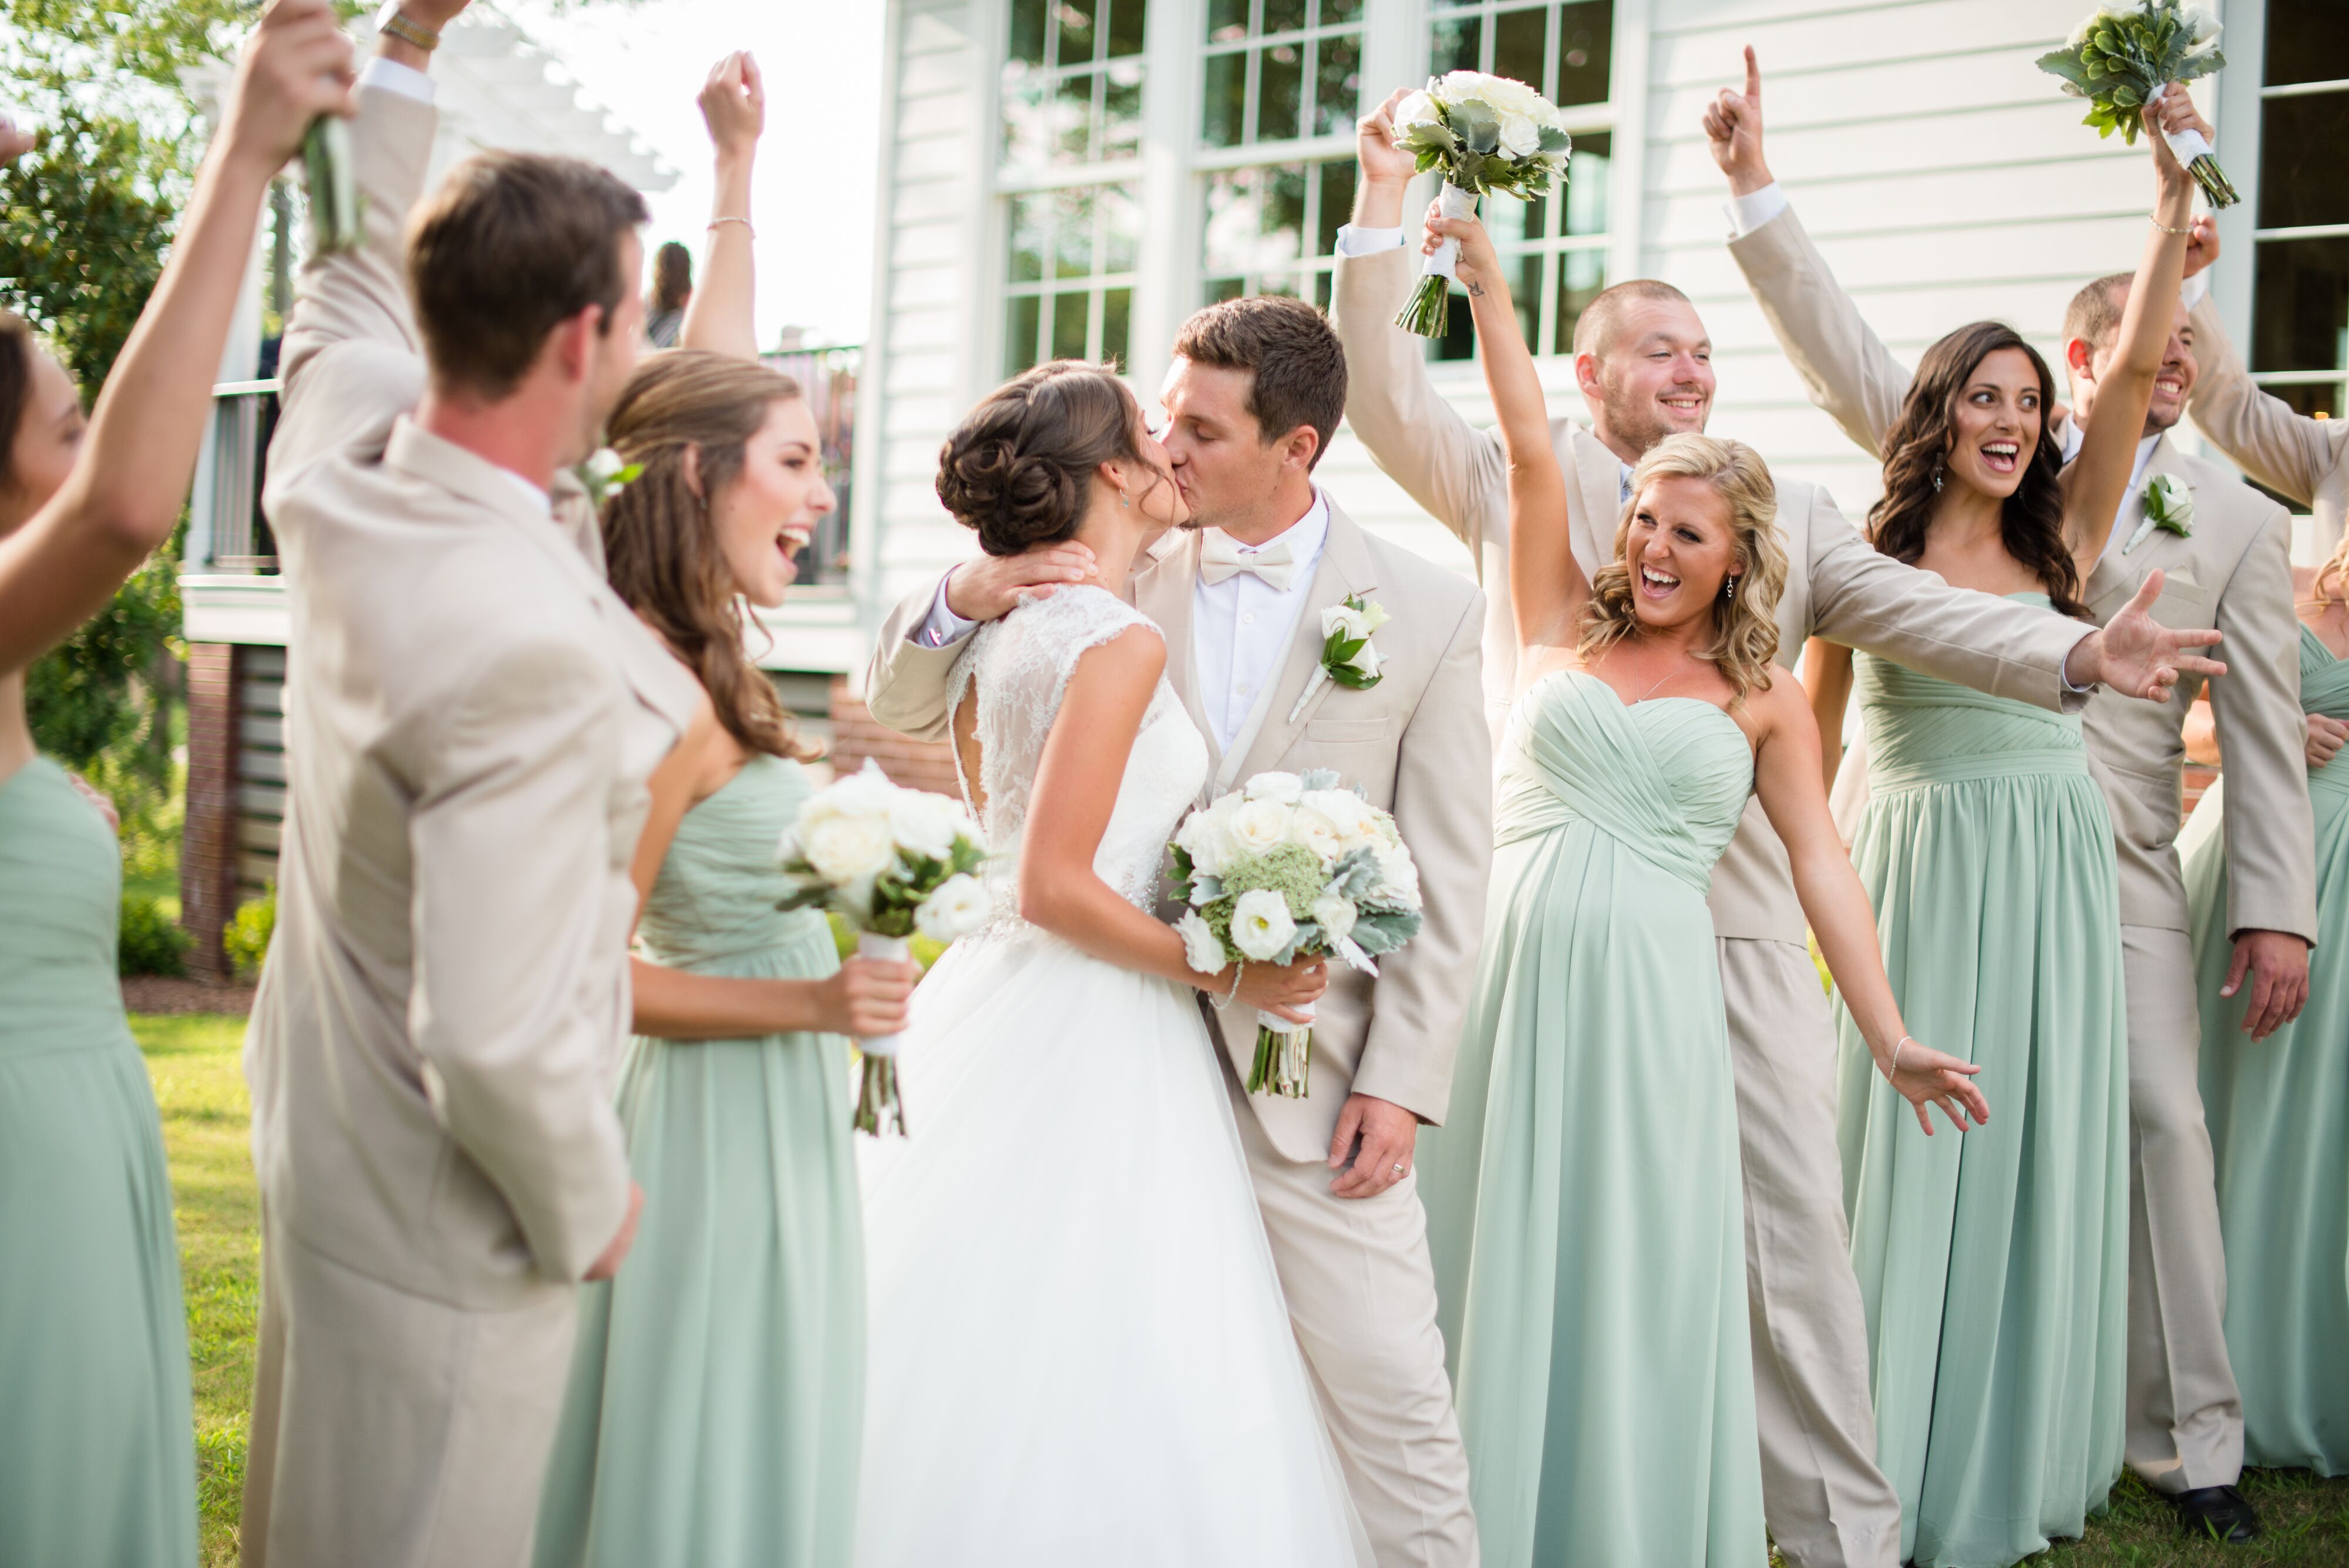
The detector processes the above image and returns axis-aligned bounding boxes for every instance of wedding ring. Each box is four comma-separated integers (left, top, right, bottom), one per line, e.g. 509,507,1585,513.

1391,1163,1406,1176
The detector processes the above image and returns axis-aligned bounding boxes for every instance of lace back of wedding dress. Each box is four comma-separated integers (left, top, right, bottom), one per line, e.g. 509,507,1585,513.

945,586,1206,926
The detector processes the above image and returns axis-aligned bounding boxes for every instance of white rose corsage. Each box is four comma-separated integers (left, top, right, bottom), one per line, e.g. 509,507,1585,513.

1288,594,1390,722
2122,472,2194,554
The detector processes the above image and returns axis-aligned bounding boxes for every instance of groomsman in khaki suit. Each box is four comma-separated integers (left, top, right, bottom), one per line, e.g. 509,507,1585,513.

866,298,1489,1567
1711,57,2316,1544
1330,83,2228,1568
240,8,702,1564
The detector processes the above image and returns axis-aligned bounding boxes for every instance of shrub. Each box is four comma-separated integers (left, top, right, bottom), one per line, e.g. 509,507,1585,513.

224,883,275,982
119,891,187,976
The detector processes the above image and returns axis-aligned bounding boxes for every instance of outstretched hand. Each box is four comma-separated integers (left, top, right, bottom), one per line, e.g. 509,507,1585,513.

699,49,765,164
1884,1037,1990,1136
2069,570,2227,701
1702,45,1772,195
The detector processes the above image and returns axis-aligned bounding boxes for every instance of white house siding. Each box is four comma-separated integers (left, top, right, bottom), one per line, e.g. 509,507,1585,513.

853,0,2281,675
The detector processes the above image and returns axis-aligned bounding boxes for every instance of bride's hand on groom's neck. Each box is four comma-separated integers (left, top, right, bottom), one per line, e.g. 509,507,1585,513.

944,541,1099,621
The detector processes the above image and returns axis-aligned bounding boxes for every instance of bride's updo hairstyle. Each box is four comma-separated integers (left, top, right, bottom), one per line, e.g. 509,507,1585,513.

936,359,1166,556
600,348,817,761
1580,433,1789,699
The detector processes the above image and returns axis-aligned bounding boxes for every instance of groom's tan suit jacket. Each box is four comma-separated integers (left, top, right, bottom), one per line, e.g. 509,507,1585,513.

1330,241,2093,948
249,84,701,1307
1727,205,2316,944
2185,291,2349,560
866,501,1491,1163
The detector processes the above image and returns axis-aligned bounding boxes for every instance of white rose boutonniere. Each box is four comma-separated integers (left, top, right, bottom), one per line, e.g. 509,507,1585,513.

1288,594,1391,722
578,447,643,509
2123,473,2194,554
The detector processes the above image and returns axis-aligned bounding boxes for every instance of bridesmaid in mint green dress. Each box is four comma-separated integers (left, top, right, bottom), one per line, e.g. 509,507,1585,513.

0,25,339,1552
2179,553,2349,1475
1799,177,2193,1559
1419,211,1984,1568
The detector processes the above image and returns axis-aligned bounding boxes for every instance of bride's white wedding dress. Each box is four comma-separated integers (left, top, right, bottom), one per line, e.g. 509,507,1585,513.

854,586,1369,1567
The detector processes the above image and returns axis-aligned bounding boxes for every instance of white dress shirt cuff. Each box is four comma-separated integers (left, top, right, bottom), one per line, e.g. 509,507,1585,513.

910,572,979,650
1723,182,1789,240
1333,225,1407,258
2180,271,2210,311
359,56,436,103
2061,629,2098,695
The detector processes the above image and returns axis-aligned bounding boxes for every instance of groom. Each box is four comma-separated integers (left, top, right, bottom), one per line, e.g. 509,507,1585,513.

866,296,1490,1567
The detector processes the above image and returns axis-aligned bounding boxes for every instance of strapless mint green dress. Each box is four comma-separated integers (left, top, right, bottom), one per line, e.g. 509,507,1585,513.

2182,621,2349,1475
535,753,863,1567
1833,614,2129,1568
0,758,196,1565
1419,670,1765,1568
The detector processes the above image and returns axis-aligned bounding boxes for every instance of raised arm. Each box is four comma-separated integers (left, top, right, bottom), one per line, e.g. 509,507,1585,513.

2062,96,2197,564
2185,291,2348,544
1327,88,1512,561
1746,677,1988,1135
0,0,353,674
679,51,762,361
1437,208,1585,654
1708,48,1911,456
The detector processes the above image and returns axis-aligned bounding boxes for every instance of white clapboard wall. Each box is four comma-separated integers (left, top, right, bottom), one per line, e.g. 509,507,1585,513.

854,0,2242,670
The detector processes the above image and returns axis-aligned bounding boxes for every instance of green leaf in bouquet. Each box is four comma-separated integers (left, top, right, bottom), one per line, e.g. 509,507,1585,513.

1298,768,1342,791
1351,908,1423,955
2036,48,2091,88
2111,83,2141,107
1537,126,1571,154
1450,101,1500,157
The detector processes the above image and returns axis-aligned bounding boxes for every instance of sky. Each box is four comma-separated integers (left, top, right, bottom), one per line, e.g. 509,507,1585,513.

506,0,888,349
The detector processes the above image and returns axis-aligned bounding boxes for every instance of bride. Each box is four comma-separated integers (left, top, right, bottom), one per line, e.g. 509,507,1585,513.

854,362,1371,1565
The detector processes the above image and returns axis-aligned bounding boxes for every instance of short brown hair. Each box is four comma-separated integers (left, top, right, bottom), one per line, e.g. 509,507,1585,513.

1572,279,1695,360
2063,272,2132,355
1170,295,1345,470
407,152,648,398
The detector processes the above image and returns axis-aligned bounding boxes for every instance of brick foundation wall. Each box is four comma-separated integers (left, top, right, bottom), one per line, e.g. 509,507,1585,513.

181,643,241,980
2181,763,2219,823
827,675,959,797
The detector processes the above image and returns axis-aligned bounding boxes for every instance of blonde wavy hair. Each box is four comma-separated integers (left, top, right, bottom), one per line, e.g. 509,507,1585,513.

2315,529,2349,609
1577,433,1788,699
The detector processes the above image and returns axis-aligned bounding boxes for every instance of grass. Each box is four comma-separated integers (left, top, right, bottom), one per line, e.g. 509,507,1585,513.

131,1012,2349,1568
136,1012,256,1568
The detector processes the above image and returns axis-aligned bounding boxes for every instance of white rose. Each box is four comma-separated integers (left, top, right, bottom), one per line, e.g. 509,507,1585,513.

913,873,990,942
1174,907,1227,973
1345,640,1383,679
2180,4,2220,45
1300,788,1380,849
803,813,895,884
1358,600,1392,634
800,762,896,833
1230,889,1298,962
1309,895,1357,943
1321,602,1371,641
1497,112,1540,158
1175,801,1239,878
1369,842,1422,910
890,790,960,862
1229,798,1293,856
1394,88,1441,130
1245,771,1304,805
1290,805,1344,863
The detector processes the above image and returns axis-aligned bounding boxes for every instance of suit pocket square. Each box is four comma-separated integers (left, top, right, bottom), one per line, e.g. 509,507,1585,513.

1305,718,1390,743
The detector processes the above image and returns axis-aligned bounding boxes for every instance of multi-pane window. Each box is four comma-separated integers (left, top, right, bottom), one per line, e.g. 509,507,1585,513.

1002,184,1141,375
999,0,1149,375
1425,0,1616,361
1203,157,1357,307
2249,0,2349,429
1201,0,1365,149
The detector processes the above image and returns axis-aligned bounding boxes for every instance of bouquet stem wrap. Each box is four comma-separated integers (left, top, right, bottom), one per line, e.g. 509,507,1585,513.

1247,1001,1314,1099
2160,122,2239,207
853,931,910,1137
1396,184,1480,339
302,115,362,257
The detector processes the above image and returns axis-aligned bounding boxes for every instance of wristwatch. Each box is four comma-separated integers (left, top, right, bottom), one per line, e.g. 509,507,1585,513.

376,2,440,52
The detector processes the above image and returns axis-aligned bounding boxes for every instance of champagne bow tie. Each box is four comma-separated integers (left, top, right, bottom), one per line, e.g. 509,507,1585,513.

1198,531,1297,590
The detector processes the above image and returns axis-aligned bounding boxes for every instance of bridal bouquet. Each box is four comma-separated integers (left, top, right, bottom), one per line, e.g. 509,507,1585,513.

776,761,990,1135
2037,2,2237,207
1167,770,1424,1098
1389,71,1574,338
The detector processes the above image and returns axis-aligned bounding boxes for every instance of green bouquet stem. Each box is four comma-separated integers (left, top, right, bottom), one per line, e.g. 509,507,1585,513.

1395,274,1454,340
2184,152,2239,208
302,115,363,257
854,1052,905,1138
1246,1018,1313,1099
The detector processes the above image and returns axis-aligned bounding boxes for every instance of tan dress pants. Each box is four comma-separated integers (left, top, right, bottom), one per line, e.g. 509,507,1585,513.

1224,1059,1479,1568
1717,937,1902,1568
241,1214,579,1568
2118,923,2244,1492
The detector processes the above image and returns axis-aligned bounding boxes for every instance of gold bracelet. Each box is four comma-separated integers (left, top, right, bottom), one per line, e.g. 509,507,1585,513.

377,8,440,51
707,216,754,237
2150,215,2192,236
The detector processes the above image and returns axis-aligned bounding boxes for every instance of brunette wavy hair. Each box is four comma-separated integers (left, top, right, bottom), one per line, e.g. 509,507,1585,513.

1580,433,1788,699
601,349,817,761
1867,321,2086,618
934,360,1169,554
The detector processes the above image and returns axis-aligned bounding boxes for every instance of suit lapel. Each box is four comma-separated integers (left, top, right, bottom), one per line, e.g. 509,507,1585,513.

1130,528,1221,776
1563,424,1621,578
1223,502,1374,790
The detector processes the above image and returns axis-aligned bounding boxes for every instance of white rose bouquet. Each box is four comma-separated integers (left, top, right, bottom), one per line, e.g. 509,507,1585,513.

2037,2,2236,207
1168,769,1425,1098
1389,70,1574,338
776,761,990,1135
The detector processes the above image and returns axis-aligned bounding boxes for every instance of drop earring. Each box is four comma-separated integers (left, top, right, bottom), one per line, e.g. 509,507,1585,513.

1931,460,1944,493
1722,574,1738,603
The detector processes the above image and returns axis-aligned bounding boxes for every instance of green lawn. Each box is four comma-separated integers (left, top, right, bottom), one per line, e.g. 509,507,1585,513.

133,1013,2349,1568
